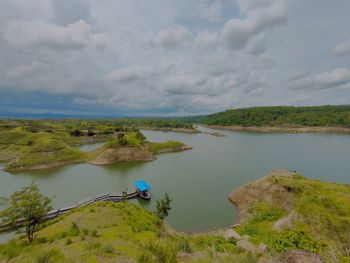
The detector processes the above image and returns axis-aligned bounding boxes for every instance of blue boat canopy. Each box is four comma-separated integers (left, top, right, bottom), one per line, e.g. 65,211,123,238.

135,180,150,192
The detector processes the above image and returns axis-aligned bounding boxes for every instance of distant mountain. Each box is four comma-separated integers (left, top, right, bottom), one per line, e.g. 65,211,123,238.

0,112,118,119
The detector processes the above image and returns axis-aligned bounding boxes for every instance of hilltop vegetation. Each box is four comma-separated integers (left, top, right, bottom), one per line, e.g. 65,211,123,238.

0,202,256,263
230,170,350,262
186,105,350,128
0,120,191,171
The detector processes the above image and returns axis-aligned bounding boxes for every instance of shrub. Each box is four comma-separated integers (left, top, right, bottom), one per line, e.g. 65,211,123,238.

248,203,285,223
91,229,99,237
65,238,73,245
0,240,22,259
36,237,48,244
35,248,65,263
82,228,89,235
86,241,101,251
178,236,192,253
103,243,116,254
140,240,177,263
70,222,80,236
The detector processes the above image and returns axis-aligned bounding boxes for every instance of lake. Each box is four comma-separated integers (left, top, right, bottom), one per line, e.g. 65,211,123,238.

1,126,350,241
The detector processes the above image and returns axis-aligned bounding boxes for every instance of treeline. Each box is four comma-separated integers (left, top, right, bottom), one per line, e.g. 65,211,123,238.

184,105,350,127
0,118,193,135
107,118,193,129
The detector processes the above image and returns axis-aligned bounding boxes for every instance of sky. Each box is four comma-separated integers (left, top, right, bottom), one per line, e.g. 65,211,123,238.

1,0,350,116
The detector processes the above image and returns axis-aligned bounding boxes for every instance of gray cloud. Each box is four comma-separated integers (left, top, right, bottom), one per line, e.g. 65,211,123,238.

290,68,350,91
51,0,92,25
196,1,223,22
332,39,350,57
146,26,193,49
221,1,286,50
193,30,218,50
315,68,350,89
288,71,310,82
3,19,105,50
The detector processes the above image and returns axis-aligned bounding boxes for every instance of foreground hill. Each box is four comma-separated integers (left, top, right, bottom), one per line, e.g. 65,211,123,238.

230,170,350,262
1,171,349,262
0,202,255,263
185,105,350,131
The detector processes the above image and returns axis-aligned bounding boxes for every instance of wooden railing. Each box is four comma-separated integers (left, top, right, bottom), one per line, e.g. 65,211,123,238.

0,191,141,233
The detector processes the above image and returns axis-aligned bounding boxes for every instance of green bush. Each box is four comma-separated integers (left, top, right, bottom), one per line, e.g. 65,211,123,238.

91,229,99,237
70,222,80,236
0,240,23,259
178,236,192,253
35,248,65,263
65,238,73,245
248,203,285,223
139,240,177,263
103,243,116,254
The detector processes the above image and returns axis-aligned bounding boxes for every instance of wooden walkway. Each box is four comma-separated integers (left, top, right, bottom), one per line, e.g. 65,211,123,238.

0,191,141,233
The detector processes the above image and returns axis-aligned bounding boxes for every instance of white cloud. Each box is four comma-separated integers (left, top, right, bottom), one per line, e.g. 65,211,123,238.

3,19,105,50
221,1,286,49
315,68,350,89
332,39,350,57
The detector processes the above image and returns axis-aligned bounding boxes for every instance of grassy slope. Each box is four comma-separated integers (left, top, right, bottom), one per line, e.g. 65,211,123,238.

149,141,188,154
0,127,86,170
185,105,350,127
234,173,350,262
0,203,256,263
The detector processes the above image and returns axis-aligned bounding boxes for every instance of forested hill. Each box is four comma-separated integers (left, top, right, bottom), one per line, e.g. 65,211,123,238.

184,105,350,127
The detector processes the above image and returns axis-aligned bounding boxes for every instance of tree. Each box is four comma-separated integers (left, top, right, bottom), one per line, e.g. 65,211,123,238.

117,133,127,145
0,182,52,242
135,131,146,141
70,129,82,137
155,193,172,228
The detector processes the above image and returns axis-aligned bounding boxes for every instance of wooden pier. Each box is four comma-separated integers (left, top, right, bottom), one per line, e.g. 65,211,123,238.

0,190,143,233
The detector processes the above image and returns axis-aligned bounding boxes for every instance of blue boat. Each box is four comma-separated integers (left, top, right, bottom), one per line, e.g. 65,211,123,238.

135,180,151,200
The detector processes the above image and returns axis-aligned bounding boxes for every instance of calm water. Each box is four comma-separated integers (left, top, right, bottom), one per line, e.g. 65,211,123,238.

1,126,350,240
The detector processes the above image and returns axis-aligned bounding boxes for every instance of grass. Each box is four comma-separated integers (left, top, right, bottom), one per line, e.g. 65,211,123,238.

0,202,257,262
104,132,146,149
149,141,187,154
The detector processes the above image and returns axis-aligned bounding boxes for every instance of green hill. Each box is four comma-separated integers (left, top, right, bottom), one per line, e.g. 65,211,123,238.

185,105,350,127
0,202,255,263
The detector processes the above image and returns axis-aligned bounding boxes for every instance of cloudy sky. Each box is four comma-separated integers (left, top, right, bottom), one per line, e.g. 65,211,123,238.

1,0,350,116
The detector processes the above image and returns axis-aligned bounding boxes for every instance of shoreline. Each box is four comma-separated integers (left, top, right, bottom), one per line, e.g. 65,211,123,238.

204,124,350,134
5,159,85,172
141,127,200,134
4,143,192,172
